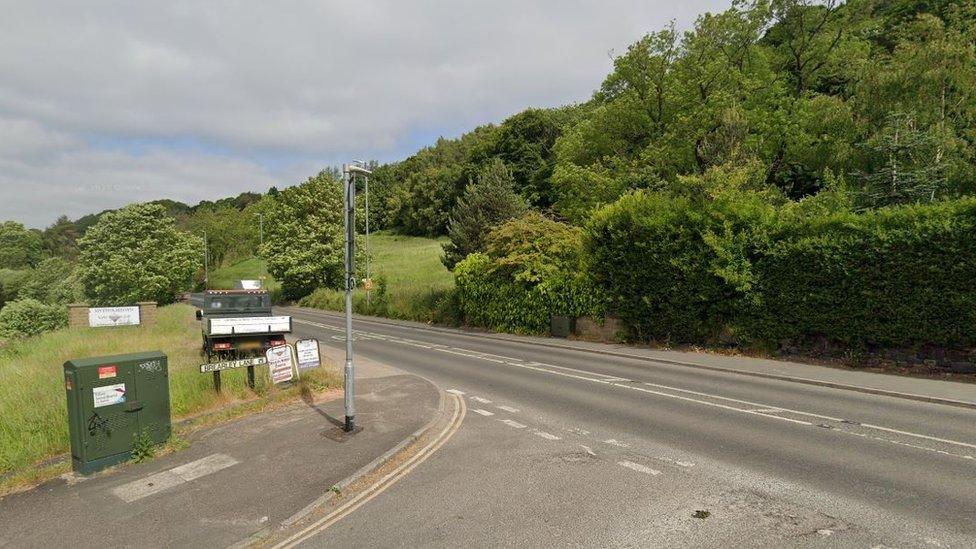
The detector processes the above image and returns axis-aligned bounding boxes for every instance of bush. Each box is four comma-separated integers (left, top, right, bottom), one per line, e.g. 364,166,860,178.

454,213,601,334
741,198,976,349
0,299,67,339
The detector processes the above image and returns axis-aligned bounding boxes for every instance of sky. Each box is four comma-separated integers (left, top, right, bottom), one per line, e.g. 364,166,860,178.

0,0,727,228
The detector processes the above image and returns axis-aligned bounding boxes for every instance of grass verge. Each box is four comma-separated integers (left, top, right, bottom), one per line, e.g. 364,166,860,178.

0,304,340,493
210,257,280,293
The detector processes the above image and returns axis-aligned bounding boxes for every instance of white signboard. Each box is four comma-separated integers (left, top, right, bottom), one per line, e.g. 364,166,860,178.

239,279,262,290
208,316,291,335
93,383,127,407
199,356,267,373
89,306,141,328
266,345,294,384
295,339,321,371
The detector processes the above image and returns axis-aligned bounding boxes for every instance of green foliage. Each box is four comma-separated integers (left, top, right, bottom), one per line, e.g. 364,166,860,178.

454,213,601,334
42,215,80,259
260,171,345,300
442,159,528,269
741,198,976,349
0,299,67,339
18,257,84,305
0,222,45,269
78,203,204,306
131,428,157,463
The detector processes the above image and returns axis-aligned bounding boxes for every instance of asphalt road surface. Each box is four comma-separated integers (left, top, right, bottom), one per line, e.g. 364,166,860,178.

286,307,976,548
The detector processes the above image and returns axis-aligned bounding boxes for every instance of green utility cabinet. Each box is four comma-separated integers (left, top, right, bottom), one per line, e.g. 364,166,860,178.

63,351,171,475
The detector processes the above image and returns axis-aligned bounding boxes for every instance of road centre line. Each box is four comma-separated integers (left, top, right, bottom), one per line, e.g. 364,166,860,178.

496,405,520,413
470,396,492,403
618,461,662,476
501,419,527,429
472,409,494,416
534,431,561,441
293,318,976,456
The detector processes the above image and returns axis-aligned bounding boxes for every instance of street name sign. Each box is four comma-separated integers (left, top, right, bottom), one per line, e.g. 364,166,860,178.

266,344,294,384
89,306,141,327
199,356,267,373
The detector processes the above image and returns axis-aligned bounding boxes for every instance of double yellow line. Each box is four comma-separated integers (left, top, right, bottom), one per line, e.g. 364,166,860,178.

272,393,466,548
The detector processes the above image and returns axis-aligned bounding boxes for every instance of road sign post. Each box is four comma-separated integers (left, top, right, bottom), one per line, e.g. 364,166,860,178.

343,163,371,432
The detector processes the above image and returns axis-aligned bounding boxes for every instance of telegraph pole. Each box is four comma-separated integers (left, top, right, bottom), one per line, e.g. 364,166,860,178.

342,162,371,432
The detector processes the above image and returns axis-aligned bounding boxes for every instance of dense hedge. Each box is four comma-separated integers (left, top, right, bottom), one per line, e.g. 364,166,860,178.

0,299,68,339
454,213,602,334
743,199,976,349
586,190,976,350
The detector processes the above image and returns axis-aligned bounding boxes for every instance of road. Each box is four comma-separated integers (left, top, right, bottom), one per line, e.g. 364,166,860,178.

285,307,976,547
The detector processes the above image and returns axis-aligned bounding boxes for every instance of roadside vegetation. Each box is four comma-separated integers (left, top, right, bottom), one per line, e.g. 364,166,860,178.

0,304,340,490
300,232,455,323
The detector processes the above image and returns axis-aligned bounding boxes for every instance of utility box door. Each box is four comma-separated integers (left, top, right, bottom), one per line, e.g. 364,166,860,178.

64,351,170,475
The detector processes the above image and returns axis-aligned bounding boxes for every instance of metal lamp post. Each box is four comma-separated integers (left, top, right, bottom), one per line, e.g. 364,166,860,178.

342,162,371,432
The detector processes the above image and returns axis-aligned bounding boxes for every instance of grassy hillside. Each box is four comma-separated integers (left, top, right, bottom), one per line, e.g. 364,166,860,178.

301,232,456,322
0,304,338,483
209,257,279,292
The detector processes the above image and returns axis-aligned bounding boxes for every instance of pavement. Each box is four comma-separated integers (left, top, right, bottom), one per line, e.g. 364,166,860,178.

0,362,440,548
286,306,976,548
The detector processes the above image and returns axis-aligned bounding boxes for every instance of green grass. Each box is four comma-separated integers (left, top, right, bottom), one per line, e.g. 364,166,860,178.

301,232,457,323
209,257,279,292
0,304,339,481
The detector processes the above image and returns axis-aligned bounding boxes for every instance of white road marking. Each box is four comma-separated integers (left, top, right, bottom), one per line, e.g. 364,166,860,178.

534,431,561,441
472,409,495,416
497,405,519,413
112,453,240,502
618,461,662,476
470,396,492,404
293,317,976,458
500,419,527,429
676,461,695,468
604,439,629,448
446,389,465,395
580,445,596,456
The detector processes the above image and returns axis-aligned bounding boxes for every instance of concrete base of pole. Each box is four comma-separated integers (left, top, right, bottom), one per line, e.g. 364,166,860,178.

344,415,355,432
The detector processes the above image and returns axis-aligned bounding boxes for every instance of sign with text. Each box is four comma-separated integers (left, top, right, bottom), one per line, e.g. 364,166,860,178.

295,339,321,371
89,306,140,328
266,345,294,384
199,356,267,373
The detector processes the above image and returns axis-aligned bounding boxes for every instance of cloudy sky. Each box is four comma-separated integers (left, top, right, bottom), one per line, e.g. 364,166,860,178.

0,0,726,228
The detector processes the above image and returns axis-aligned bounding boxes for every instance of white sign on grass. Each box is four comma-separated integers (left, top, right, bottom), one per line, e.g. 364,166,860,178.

295,339,321,371
89,306,140,327
266,344,294,384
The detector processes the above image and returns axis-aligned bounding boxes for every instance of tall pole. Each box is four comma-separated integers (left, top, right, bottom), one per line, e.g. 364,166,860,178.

203,230,209,290
342,165,357,432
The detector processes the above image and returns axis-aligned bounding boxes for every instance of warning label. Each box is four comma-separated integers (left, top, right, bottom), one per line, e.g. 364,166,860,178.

93,383,126,407
98,365,117,379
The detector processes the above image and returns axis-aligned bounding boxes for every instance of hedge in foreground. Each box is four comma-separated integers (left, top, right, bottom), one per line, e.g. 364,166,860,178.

0,299,67,339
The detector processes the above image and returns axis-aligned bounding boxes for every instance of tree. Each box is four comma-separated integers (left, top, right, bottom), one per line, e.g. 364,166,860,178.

78,203,203,305
442,159,528,269
260,171,345,300
0,222,45,269
42,215,80,259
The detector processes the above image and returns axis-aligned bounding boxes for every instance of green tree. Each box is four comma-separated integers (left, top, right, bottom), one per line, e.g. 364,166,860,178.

42,215,80,259
260,171,345,300
0,222,45,269
78,203,204,305
442,159,528,269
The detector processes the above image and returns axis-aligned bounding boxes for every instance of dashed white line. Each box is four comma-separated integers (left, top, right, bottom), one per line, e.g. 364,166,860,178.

580,445,596,456
604,439,629,448
534,431,561,441
470,396,492,404
446,389,465,396
500,419,527,429
472,409,495,417
618,461,661,476
497,405,519,413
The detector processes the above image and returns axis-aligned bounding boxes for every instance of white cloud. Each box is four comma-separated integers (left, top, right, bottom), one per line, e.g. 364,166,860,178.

0,0,727,227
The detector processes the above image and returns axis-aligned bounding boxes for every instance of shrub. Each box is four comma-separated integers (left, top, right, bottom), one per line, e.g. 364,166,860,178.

741,198,976,349
454,213,601,334
0,299,67,339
